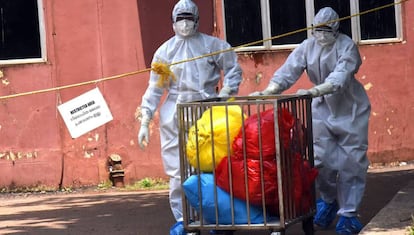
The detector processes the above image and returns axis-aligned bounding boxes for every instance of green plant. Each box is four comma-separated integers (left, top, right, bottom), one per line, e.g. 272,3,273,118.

407,214,414,235
97,180,113,190
125,177,169,190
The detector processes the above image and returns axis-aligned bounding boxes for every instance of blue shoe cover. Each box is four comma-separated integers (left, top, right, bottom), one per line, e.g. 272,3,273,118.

335,216,363,235
313,198,338,229
170,221,186,235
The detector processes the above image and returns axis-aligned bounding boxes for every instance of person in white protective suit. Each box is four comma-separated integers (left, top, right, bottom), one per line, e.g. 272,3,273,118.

137,0,242,234
250,7,371,235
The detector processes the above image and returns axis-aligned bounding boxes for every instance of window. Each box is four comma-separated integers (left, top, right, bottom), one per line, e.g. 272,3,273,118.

223,0,403,51
358,0,400,41
0,0,46,65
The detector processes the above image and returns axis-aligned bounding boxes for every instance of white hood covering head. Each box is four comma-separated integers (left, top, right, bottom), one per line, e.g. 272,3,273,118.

312,7,340,46
172,0,199,37
172,0,199,22
313,7,340,32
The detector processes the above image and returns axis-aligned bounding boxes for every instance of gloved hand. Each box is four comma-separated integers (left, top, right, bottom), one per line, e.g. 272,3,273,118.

137,109,151,149
296,82,334,97
296,89,312,96
218,86,232,98
249,82,281,96
138,125,149,149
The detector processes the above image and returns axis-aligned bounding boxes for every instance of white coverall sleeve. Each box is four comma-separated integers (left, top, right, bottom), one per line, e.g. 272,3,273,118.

324,42,362,90
270,41,308,91
140,51,168,117
138,49,168,149
215,41,242,95
138,63,165,149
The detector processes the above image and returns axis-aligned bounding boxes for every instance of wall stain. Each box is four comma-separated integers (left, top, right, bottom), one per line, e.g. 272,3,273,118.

251,53,264,68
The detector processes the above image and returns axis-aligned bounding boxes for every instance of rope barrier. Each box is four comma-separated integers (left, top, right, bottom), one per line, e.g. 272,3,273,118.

0,0,409,100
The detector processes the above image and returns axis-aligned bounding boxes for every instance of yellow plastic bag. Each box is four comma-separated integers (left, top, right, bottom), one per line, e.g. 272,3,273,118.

186,105,245,172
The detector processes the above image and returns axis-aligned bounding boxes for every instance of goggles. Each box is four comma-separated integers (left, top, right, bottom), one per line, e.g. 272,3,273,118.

176,13,196,22
312,25,334,32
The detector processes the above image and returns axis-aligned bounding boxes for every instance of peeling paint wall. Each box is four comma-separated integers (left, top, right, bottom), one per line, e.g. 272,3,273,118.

0,0,160,188
0,0,413,189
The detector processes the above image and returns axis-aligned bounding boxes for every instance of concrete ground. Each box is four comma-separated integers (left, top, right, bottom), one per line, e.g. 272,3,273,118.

360,168,414,235
0,164,413,235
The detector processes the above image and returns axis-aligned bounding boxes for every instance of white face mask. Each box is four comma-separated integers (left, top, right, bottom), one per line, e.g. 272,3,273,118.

173,19,196,37
313,31,336,47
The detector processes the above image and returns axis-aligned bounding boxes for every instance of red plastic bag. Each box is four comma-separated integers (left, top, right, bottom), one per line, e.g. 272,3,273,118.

216,107,316,215
291,153,318,212
216,153,318,215
215,156,279,208
300,159,318,211
232,108,295,160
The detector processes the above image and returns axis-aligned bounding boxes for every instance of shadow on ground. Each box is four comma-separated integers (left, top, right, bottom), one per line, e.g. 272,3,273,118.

0,167,413,235
0,191,173,235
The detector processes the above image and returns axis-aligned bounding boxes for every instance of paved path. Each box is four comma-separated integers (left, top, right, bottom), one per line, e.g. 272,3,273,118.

0,165,413,235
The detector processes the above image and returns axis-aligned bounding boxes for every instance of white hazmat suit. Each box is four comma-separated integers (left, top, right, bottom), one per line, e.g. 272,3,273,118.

138,0,242,227
254,7,370,228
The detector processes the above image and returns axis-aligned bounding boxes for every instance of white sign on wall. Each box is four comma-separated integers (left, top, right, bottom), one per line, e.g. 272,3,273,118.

58,88,113,138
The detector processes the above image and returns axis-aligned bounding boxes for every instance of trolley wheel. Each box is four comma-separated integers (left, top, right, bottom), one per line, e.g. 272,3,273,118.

302,216,315,235
270,232,282,235
185,232,200,235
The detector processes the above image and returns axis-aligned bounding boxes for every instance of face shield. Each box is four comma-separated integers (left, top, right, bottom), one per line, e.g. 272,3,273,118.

312,7,339,46
172,0,199,37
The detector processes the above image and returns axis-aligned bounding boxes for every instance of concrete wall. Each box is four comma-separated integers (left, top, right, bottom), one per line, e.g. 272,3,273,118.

0,0,413,189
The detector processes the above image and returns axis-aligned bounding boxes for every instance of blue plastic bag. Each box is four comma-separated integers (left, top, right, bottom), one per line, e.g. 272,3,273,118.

182,173,266,224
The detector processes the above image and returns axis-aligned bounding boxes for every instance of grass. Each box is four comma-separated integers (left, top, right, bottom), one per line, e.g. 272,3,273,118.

97,177,169,191
125,177,169,190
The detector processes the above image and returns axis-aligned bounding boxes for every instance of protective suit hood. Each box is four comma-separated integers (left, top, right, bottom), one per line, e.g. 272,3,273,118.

313,7,339,32
172,0,199,22
313,7,339,46
172,0,199,37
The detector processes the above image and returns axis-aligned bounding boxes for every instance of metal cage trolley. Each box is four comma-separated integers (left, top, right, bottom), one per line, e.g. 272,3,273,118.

177,95,316,235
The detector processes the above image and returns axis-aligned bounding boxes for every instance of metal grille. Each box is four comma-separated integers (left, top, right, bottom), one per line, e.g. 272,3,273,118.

177,95,316,234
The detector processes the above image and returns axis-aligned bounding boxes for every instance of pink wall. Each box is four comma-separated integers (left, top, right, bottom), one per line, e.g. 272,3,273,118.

0,0,413,189
0,0,163,188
